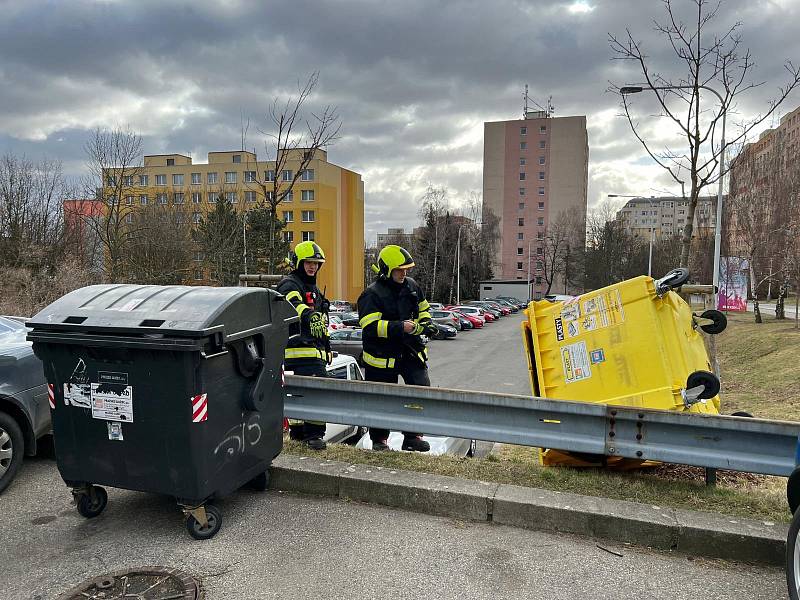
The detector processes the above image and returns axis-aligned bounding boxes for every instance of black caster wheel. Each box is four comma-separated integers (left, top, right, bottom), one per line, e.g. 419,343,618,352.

466,439,478,458
248,470,270,492
656,267,690,293
687,370,720,400
699,309,727,334
75,486,108,519
186,504,222,540
731,411,753,418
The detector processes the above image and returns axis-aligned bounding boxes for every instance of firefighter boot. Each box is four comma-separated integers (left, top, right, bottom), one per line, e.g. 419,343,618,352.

402,435,430,452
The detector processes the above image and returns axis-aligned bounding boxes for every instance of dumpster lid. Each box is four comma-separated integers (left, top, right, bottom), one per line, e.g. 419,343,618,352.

27,284,281,340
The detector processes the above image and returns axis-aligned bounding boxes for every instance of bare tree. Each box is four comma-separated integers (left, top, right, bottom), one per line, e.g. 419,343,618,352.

609,0,800,267
123,204,193,285
82,126,144,281
244,72,341,269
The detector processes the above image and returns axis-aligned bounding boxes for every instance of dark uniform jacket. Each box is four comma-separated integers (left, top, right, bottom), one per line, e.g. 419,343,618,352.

277,271,330,365
357,276,432,369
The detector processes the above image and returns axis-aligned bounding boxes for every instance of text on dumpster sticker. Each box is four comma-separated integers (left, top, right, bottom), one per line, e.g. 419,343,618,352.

561,289,625,338
91,383,134,422
561,341,592,384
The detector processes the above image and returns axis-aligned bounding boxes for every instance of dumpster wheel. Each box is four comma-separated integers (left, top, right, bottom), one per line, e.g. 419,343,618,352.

686,370,720,400
696,309,727,334
75,485,108,519
185,504,222,540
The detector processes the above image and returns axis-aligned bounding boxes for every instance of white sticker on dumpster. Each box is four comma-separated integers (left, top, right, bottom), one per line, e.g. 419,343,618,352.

561,341,592,384
91,383,133,422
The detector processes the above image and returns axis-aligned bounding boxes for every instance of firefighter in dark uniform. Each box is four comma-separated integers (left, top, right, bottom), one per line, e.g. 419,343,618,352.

357,244,438,452
277,240,331,450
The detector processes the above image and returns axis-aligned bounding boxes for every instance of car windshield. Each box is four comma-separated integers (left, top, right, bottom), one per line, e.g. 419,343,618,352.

0,317,25,336
329,330,351,340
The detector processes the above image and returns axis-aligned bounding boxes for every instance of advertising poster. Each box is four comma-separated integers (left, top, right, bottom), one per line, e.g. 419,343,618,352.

718,257,749,312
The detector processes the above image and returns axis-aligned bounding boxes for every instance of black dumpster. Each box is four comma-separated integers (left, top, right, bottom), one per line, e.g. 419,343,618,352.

27,284,295,539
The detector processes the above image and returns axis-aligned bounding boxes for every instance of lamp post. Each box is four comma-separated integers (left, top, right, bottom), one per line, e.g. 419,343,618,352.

527,239,533,303
608,194,665,277
620,84,726,308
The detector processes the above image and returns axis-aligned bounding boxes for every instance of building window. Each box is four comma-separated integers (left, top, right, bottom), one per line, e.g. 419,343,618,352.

537,246,543,255
302,231,315,241
266,191,275,202
123,176,133,186
106,176,117,186
125,195,134,205
517,247,524,255
174,192,185,204
173,174,184,186
207,172,218,184
191,172,201,185
538,202,545,210
520,142,527,150
244,171,256,183
539,140,546,149
283,190,294,202
166,158,175,166
537,217,544,226
140,195,148,206
536,261,543,270
193,212,201,224
283,211,294,223
518,202,525,210
301,190,314,201
192,192,202,204
139,175,148,186
284,230,294,243
539,156,545,165
157,193,168,205
208,192,219,203
520,126,527,135
538,171,545,180
538,187,545,196
519,173,526,181
226,192,237,203
232,155,241,163
244,191,256,203
108,196,119,205
194,269,203,280
225,172,237,184
301,169,314,181
518,232,524,240
193,251,204,262
282,170,293,181
302,210,315,222
519,188,526,196
125,213,133,224
537,231,544,240
265,169,275,181
535,276,542,285
539,125,547,134
155,174,166,186
518,218,524,226
520,158,526,166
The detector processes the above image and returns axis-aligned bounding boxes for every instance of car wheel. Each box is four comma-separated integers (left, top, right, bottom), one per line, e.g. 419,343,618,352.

0,412,24,495
788,501,800,600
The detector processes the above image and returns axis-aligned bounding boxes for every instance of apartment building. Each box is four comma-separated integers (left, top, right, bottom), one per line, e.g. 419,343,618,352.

104,148,364,302
615,196,718,240
482,112,588,297
376,227,414,249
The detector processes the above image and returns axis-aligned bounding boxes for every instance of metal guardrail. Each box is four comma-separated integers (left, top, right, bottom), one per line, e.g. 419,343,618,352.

284,375,800,477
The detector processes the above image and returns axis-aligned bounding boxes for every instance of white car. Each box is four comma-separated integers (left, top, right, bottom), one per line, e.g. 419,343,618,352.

323,354,476,456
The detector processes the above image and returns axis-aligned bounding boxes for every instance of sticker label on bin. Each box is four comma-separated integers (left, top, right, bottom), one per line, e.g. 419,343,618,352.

567,290,625,338
561,341,592,384
64,383,91,408
91,383,133,422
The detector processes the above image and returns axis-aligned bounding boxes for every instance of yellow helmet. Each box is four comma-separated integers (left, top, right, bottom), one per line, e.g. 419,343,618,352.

289,241,325,269
373,245,415,279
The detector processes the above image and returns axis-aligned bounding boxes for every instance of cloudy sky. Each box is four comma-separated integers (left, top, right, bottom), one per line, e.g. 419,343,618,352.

1,0,798,243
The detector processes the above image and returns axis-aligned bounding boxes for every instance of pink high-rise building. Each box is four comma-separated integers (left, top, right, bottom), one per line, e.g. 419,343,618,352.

482,112,588,298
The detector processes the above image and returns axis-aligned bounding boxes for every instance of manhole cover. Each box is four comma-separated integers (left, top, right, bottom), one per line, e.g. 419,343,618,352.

56,567,202,599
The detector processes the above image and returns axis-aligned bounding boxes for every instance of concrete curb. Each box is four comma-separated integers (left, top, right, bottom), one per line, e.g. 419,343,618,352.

270,455,788,565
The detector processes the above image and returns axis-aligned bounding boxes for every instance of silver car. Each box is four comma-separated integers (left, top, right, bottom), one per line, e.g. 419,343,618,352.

0,316,51,493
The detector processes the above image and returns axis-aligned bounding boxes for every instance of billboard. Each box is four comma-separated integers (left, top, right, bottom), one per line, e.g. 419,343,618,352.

718,257,749,312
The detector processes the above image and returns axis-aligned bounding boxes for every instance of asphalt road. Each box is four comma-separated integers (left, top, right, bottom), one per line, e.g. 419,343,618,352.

0,457,785,600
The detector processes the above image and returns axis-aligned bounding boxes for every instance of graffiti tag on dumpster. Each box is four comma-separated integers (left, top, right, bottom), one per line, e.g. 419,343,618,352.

213,414,262,460
561,341,592,384
90,383,134,422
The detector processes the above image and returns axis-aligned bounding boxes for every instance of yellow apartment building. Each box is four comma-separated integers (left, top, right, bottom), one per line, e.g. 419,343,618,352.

105,148,365,302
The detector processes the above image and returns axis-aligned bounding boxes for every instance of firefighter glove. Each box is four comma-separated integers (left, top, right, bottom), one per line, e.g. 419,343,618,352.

308,311,327,338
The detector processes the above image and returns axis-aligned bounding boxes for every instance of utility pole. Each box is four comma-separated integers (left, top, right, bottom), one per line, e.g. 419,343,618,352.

242,210,248,277
456,225,462,305
527,240,533,303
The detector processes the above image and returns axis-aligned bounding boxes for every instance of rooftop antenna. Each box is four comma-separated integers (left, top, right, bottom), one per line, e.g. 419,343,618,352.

523,86,556,118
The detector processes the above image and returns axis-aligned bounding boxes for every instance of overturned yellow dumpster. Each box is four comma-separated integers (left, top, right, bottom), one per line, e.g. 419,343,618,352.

521,269,727,467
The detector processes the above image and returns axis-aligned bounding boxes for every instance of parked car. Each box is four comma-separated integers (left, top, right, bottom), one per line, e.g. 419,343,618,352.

488,298,519,312
328,314,346,331
544,294,577,303
466,301,501,319
428,302,444,311
431,322,458,340
0,316,50,494
328,327,363,361
431,310,461,330
455,304,495,322
337,311,360,327
451,309,483,328
497,296,528,309
329,300,354,312
482,300,511,316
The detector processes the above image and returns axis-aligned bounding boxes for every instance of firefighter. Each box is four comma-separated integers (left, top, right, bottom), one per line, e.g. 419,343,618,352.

277,240,331,450
357,244,438,452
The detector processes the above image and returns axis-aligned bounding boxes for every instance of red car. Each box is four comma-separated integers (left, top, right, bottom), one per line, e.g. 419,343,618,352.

449,305,494,323
451,310,483,328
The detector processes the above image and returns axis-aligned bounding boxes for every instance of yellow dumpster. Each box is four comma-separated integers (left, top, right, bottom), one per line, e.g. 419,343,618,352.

521,269,727,467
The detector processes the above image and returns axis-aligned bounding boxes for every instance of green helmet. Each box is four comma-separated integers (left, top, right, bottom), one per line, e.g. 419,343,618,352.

374,245,415,279
289,241,326,270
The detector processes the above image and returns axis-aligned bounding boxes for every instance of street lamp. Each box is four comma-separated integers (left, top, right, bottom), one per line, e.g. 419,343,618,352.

608,194,664,277
620,84,726,308
526,239,533,303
